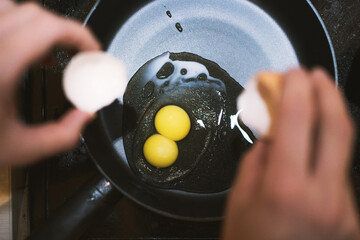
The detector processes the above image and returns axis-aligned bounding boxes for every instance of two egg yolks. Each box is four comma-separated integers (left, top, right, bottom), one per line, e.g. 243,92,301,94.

143,105,191,168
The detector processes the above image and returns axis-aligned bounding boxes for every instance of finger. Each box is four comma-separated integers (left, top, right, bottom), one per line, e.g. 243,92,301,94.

311,68,355,181
0,0,15,15
0,2,38,36
230,141,267,206
342,185,360,238
265,68,315,180
222,142,267,240
8,109,94,166
0,7,101,82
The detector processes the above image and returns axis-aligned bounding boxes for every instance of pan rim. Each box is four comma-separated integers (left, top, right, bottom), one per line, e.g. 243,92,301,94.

305,0,338,84
82,0,339,220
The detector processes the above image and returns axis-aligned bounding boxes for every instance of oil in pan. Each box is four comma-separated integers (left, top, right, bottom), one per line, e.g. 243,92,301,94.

123,52,255,193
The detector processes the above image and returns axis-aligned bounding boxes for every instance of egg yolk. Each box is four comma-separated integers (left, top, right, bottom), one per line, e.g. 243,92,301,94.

143,134,178,168
155,105,191,141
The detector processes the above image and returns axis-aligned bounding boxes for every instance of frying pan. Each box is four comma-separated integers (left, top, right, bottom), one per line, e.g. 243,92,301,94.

29,0,337,238
83,0,336,219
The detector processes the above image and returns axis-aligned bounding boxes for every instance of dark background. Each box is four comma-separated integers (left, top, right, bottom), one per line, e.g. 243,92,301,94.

12,0,360,239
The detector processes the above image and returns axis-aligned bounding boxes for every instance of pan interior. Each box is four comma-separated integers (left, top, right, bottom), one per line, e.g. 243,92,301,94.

122,51,256,193
108,0,298,89
107,0,298,182
83,0,336,220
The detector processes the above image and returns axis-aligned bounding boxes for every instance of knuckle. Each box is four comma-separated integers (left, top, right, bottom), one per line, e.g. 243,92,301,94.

78,22,96,40
80,26,96,41
313,198,343,230
51,18,82,40
82,25,92,35
20,2,42,14
56,127,80,149
65,131,80,148
342,119,355,142
343,114,355,137
0,0,15,10
263,178,300,208
314,69,333,85
282,98,312,123
317,208,342,230
341,219,360,238
40,11,59,25
285,68,305,80
327,114,354,141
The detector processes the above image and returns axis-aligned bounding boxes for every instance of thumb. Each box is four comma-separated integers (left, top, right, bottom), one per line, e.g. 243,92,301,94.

230,141,267,206
11,109,94,165
222,141,267,240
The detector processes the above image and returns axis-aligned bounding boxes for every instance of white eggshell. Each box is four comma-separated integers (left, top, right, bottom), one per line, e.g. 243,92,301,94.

237,77,270,137
63,51,127,113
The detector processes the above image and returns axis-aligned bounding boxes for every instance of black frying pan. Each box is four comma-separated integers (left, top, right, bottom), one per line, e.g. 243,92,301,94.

83,0,336,219
29,0,337,238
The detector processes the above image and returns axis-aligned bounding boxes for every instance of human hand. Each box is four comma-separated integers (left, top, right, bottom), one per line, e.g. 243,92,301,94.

0,1,101,166
223,68,360,239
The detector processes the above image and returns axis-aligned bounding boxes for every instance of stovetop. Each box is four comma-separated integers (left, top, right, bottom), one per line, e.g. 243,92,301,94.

12,0,360,239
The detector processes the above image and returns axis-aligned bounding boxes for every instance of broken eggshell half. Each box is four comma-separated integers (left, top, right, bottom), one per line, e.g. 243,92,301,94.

63,51,127,113
237,72,284,138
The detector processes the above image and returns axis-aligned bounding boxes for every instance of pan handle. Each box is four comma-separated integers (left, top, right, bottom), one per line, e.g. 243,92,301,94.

27,175,122,240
